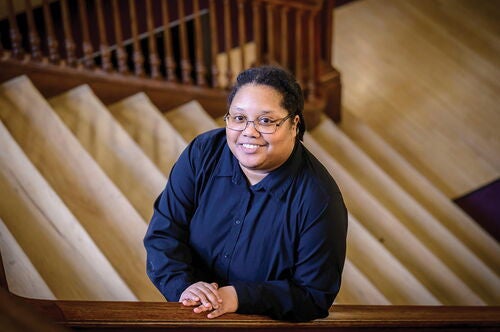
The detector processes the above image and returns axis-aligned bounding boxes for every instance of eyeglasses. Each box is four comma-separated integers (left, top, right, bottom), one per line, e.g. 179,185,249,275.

224,112,295,134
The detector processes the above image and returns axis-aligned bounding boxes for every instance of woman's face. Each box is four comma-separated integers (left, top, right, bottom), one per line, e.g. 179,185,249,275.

226,84,298,180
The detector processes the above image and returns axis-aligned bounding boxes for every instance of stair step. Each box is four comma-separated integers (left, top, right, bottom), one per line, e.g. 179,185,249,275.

164,100,219,142
339,111,500,274
312,116,499,304
108,92,187,176
303,134,484,305
0,218,55,300
347,213,439,305
305,134,439,304
0,76,163,301
0,121,136,300
49,85,166,221
336,259,390,305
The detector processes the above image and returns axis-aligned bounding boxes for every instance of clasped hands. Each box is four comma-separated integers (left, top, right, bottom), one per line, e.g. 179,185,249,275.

180,282,238,319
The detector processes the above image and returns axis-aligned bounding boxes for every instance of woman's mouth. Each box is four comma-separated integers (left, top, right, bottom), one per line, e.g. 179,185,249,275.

238,142,265,153
242,143,261,149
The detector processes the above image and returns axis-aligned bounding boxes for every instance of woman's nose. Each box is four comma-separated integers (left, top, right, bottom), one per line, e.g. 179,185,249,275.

242,121,261,137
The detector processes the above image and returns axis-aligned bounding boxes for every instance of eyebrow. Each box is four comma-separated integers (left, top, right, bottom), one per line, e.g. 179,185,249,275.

231,107,274,115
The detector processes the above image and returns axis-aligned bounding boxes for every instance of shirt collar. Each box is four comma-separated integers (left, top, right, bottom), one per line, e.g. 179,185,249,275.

215,140,303,201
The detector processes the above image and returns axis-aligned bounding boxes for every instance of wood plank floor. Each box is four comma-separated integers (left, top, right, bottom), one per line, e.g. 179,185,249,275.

333,0,500,199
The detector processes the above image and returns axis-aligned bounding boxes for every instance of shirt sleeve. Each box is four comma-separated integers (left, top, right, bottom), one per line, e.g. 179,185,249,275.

143,142,199,301
230,192,348,321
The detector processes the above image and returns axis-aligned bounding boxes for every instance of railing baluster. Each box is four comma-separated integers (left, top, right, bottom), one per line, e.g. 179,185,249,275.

307,11,317,99
322,0,334,64
295,9,303,88
146,0,160,79
252,1,261,66
178,0,192,84
129,0,144,77
60,0,76,67
161,0,176,82
0,31,4,58
237,0,246,69
112,0,128,74
266,3,275,63
24,0,41,61
208,0,219,87
42,0,59,64
78,0,94,69
193,0,206,86
6,0,24,60
96,0,112,72
223,0,233,86
280,6,289,67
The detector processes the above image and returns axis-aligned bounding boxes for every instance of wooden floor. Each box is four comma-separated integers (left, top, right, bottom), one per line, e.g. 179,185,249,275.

333,0,500,199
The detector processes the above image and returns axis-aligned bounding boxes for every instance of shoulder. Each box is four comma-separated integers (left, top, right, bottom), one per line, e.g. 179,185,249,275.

289,143,345,220
297,143,342,197
181,128,227,174
184,128,227,165
190,128,227,150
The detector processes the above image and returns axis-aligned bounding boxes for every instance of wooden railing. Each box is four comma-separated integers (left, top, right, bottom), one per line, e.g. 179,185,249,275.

1,250,499,331
2,292,500,331
0,0,341,124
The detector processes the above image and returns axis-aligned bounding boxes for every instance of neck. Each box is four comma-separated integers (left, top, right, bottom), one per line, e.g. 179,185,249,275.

240,167,269,186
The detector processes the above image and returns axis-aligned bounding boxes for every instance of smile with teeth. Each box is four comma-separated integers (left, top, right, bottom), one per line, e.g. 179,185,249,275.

242,143,261,149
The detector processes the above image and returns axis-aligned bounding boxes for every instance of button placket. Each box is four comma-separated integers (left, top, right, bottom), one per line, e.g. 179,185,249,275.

221,190,250,278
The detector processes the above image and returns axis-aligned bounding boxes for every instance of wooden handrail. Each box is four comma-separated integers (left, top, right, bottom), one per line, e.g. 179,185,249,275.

7,294,500,331
1,249,498,331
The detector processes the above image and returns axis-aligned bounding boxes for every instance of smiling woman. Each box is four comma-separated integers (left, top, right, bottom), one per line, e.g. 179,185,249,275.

225,84,299,185
144,66,348,322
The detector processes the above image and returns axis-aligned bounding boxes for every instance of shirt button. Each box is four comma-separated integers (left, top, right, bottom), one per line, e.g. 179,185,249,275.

235,220,241,225
224,253,229,259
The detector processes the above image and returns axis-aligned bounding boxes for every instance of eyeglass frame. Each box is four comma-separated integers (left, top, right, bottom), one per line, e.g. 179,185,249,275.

223,112,296,134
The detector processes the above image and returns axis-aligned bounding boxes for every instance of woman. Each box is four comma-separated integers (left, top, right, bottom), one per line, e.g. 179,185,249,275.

144,66,347,321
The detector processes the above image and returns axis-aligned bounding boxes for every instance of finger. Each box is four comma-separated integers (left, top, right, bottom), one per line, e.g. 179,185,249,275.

181,299,199,307
210,283,223,303
195,284,221,309
193,303,211,314
207,308,225,319
180,294,200,305
199,283,222,305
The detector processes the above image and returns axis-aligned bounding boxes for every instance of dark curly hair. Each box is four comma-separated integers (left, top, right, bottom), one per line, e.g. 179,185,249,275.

227,65,306,141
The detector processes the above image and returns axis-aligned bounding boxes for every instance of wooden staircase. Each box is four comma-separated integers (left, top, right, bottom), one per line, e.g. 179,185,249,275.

1,75,498,308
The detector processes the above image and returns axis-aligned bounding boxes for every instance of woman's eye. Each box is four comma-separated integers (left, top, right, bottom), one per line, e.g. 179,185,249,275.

258,117,273,125
233,115,246,122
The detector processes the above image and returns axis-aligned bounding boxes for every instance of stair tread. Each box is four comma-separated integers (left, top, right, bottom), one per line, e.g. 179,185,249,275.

108,92,187,177
312,116,500,304
347,213,440,305
0,76,163,301
0,218,55,300
49,85,166,221
0,120,136,300
164,100,219,142
303,133,484,305
339,111,500,274
337,260,391,305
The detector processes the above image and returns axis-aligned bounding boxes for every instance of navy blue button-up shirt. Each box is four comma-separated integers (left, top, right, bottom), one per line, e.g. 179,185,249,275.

144,128,347,321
